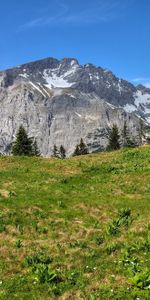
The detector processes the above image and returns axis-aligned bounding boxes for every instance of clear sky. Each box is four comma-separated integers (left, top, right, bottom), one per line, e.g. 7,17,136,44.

0,0,150,86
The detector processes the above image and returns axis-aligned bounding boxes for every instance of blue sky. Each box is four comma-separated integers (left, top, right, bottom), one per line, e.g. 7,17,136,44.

0,0,150,86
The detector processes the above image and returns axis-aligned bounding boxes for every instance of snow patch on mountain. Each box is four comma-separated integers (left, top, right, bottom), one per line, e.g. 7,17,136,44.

43,65,77,89
52,88,64,97
43,71,73,89
124,104,137,113
124,90,150,118
70,60,77,66
146,117,150,123
134,90,150,106
144,107,150,114
20,73,29,79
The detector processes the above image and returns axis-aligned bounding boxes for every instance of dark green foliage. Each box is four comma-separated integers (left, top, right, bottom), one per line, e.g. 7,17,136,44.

25,251,52,267
122,121,136,148
0,223,6,233
32,265,62,284
118,208,131,219
32,140,40,156
24,252,61,285
0,213,6,233
15,239,22,249
107,124,121,151
107,208,132,236
59,145,66,159
73,138,89,156
67,271,80,286
106,242,118,255
130,268,150,290
52,144,60,158
79,138,89,155
12,126,33,156
73,145,80,156
94,235,105,245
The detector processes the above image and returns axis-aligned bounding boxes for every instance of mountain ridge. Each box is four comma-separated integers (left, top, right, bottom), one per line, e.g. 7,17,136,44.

0,56,150,156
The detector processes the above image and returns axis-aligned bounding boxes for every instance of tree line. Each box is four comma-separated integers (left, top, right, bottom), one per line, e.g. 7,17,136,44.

11,125,89,158
11,121,146,158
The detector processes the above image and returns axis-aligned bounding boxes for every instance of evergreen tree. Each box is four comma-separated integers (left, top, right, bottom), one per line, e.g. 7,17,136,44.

79,138,89,155
52,145,60,158
73,138,89,156
122,121,136,148
60,145,66,159
12,125,33,156
32,140,40,156
73,145,80,156
107,124,121,151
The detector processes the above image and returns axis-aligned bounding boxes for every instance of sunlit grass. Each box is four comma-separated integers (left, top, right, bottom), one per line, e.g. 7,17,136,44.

0,146,150,299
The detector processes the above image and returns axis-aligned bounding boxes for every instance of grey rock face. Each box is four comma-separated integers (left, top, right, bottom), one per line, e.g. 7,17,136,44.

0,57,149,156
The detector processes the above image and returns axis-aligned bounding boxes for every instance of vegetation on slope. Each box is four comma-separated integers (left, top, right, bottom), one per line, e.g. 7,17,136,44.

0,146,150,299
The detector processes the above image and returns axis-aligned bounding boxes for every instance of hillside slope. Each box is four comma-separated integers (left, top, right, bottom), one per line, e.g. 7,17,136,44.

0,147,150,299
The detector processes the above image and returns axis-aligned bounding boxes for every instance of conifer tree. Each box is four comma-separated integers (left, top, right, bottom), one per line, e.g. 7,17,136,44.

60,145,66,159
52,145,60,158
79,138,89,155
73,145,80,156
12,125,33,156
32,140,40,156
73,138,89,156
122,121,136,148
107,124,120,151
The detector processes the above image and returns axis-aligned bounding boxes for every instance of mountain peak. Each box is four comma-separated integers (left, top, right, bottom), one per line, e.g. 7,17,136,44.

0,56,150,156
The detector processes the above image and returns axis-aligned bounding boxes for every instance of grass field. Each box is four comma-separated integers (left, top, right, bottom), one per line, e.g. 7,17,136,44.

0,146,150,299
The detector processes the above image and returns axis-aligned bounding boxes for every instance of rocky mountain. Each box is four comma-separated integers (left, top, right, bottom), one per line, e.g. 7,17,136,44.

0,57,150,156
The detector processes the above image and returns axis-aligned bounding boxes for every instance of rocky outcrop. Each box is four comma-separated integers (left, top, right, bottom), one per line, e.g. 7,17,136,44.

0,57,149,156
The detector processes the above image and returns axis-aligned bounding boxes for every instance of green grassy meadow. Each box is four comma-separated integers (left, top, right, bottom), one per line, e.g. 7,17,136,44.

0,146,150,299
